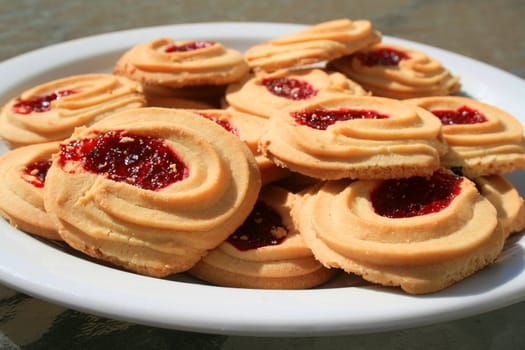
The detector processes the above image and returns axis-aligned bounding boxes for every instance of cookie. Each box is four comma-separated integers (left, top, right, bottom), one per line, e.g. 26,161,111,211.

0,142,60,240
259,94,447,180
43,107,261,277
0,74,145,148
193,108,290,184
475,175,525,238
328,43,460,99
113,38,249,96
189,186,336,289
244,19,381,72
406,96,525,177
225,68,369,119
293,169,505,294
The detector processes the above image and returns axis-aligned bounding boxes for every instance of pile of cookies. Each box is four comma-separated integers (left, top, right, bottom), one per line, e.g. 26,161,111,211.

0,19,524,294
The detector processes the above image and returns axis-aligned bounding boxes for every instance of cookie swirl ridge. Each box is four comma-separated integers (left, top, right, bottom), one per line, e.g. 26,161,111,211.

407,96,525,177
0,74,145,148
113,37,249,90
293,170,505,294
244,19,381,72
0,142,60,240
260,95,447,180
329,43,460,99
43,107,261,277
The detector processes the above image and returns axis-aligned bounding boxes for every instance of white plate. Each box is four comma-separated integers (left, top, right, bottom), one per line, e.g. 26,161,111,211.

0,22,524,337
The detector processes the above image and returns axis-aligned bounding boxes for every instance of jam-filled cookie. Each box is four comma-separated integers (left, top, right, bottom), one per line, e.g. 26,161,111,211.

225,68,369,119
244,19,381,72
0,142,60,240
43,107,261,277
189,186,336,289
407,96,525,177
113,37,249,100
0,74,145,148
259,95,447,180
190,108,289,184
474,175,525,239
293,169,505,294
328,43,460,99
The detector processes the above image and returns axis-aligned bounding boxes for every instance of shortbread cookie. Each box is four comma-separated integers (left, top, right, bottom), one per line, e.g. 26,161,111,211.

0,142,60,240
189,186,336,289
225,68,369,119
194,108,289,184
293,169,505,294
475,175,525,238
328,43,460,99
407,96,525,177
0,74,145,148
244,19,381,72
43,107,261,277
260,95,447,180
113,38,249,95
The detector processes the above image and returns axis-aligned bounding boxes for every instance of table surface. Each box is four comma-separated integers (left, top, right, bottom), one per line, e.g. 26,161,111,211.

1,0,524,349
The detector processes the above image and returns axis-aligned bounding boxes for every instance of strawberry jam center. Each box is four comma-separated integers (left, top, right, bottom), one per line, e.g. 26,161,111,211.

430,105,488,125
262,77,318,100
58,130,188,191
22,159,52,188
165,41,215,53
370,171,463,218
13,89,79,114
227,201,288,251
292,108,389,130
356,47,410,67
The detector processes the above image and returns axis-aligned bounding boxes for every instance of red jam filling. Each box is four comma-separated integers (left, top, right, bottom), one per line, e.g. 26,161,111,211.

12,90,79,114
197,112,239,135
292,108,389,130
430,105,488,125
22,160,52,188
227,201,288,251
261,77,318,100
58,130,188,191
370,171,463,218
356,47,410,67
165,41,215,53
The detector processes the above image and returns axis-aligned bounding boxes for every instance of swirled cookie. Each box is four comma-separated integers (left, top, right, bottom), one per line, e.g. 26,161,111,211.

113,38,249,97
406,96,525,177
189,186,336,289
328,43,460,99
475,175,525,238
0,74,145,148
0,142,60,240
259,95,447,180
244,19,381,72
225,68,369,119
43,107,262,277
191,108,289,184
293,170,505,294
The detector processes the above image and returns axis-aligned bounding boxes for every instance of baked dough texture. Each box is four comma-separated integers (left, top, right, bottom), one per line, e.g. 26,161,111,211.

113,38,249,93
0,74,145,148
244,19,381,72
193,108,290,184
475,175,525,238
43,107,261,277
293,172,505,294
260,95,447,180
189,186,336,289
407,96,525,177
329,43,460,99
0,142,60,240
225,68,369,119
